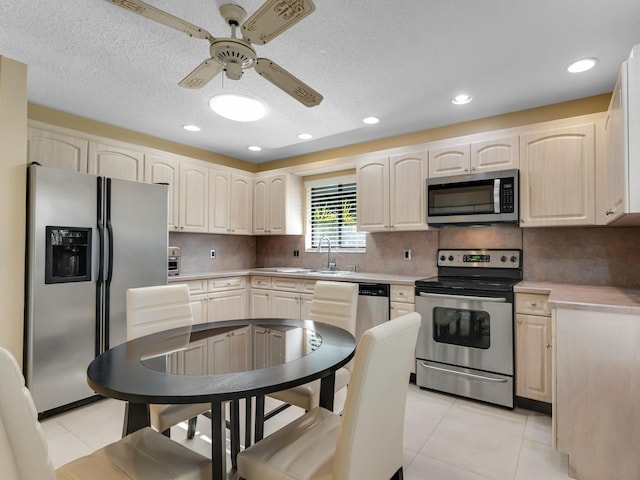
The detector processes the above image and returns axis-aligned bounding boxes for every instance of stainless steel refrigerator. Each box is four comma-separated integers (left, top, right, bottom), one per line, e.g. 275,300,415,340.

24,164,168,415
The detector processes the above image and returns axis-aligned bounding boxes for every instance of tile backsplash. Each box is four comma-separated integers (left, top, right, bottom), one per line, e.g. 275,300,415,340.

172,225,640,287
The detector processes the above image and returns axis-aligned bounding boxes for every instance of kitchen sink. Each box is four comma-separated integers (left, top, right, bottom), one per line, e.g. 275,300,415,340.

309,270,353,275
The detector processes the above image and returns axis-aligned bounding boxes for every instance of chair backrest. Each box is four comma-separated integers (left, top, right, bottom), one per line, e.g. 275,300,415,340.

126,284,194,341
308,281,358,335
0,347,56,480
333,312,421,480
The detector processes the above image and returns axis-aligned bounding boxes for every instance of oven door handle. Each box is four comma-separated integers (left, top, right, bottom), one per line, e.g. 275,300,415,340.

417,292,507,303
419,362,509,383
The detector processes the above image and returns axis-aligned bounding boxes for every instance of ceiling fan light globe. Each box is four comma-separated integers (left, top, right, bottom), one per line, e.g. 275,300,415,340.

225,62,244,80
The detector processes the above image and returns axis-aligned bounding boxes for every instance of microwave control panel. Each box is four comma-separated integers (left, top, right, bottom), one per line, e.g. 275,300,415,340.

500,179,515,213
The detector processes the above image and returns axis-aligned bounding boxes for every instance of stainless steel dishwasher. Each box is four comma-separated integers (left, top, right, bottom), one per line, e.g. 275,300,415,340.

355,283,390,340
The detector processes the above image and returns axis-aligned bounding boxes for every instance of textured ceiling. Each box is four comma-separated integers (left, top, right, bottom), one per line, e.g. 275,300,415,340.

1,0,639,163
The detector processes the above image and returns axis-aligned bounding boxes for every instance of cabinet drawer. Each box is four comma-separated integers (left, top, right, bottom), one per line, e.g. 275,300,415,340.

516,293,551,316
271,277,299,292
183,280,207,295
208,276,246,292
251,276,272,289
391,284,415,303
300,280,317,294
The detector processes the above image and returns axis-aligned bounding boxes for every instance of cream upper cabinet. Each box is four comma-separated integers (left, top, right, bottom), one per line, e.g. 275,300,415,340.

520,123,596,227
603,47,640,225
27,127,88,172
356,156,389,231
179,162,208,233
209,170,253,235
357,151,427,232
89,142,144,181
428,136,519,178
253,174,302,235
428,142,470,178
144,154,180,231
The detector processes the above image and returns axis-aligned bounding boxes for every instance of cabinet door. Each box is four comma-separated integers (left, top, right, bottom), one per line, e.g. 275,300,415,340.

516,313,552,403
253,178,268,235
267,175,286,234
179,163,208,233
145,154,180,231
209,170,231,234
356,157,389,231
389,151,428,230
249,288,271,318
228,326,251,372
604,77,625,222
230,174,253,235
470,136,519,173
300,293,313,320
252,326,271,369
270,290,301,319
520,124,595,227
207,333,230,374
428,142,470,178
182,341,208,375
390,301,415,319
208,290,247,322
89,142,144,181
189,294,208,324
27,127,88,172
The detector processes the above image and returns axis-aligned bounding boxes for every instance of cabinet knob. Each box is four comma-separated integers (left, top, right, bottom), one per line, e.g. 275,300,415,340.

530,302,537,307
545,343,552,348
399,291,405,296
520,218,525,223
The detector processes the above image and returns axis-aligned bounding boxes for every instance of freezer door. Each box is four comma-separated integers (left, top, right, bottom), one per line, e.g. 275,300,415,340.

105,178,168,349
25,165,100,413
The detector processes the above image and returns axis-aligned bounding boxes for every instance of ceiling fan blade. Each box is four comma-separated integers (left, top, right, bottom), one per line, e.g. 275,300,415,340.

178,59,224,89
105,0,214,40
241,0,316,45
255,58,322,107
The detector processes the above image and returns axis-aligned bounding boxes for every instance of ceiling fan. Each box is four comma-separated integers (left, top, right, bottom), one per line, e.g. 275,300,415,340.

105,0,323,107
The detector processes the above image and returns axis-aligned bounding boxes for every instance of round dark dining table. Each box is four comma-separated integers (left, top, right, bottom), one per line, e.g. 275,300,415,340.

86,318,356,480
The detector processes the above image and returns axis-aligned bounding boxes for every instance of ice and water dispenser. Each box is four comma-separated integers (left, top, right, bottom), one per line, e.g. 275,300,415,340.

45,226,92,284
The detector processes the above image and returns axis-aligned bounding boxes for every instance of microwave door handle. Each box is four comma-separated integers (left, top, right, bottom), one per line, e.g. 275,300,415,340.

494,178,500,213
418,292,507,303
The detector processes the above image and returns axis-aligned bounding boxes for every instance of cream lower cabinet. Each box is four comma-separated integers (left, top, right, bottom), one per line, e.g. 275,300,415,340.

357,151,428,232
27,126,89,172
183,277,247,323
515,293,552,403
390,284,416,374
519,122,596,227
250,276,315,319
207,325,251,374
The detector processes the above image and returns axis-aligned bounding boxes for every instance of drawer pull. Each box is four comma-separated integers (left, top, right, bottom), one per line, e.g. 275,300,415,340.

530,302,537,307
546,343,552,348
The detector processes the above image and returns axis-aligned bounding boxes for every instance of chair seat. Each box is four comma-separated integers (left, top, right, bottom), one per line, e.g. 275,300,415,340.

266,366,350,411
56,427,211,480
150,403,209,433
237,407,340,480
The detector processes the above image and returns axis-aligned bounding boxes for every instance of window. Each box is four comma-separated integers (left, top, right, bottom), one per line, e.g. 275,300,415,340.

305,176,366,252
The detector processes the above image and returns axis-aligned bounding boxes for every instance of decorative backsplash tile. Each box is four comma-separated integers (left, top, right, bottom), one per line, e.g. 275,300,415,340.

172,225,640,287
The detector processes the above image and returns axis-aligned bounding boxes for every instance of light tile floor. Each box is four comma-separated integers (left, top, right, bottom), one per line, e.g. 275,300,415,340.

41,386,570,480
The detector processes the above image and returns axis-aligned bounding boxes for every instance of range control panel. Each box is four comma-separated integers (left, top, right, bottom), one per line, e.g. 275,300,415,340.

437,249,521,269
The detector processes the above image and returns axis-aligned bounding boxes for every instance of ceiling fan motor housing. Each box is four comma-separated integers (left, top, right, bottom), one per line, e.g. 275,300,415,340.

210,38,256,80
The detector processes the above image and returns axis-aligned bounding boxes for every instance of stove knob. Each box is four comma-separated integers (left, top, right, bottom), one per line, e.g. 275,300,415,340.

501,256,507,262
510,255,518,263
448,255,454,261
440,255,446,262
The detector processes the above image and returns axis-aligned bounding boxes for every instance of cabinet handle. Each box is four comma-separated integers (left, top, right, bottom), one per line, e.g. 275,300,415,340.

399,291,405,296
605,209,615,216
546,343,552,348
530,302,537,307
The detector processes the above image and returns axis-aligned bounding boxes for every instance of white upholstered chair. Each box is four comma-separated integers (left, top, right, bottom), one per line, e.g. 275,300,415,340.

126,284,210,439
238,311,421,480
266,281,359,413
0,346,211,480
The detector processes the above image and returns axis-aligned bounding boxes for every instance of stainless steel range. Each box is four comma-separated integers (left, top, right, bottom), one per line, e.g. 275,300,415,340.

414,249,522,408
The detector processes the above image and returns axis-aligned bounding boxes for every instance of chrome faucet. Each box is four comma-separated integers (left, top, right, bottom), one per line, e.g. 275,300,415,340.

319,236,336,271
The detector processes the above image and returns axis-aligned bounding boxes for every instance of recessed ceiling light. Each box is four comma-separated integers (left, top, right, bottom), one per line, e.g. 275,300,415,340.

362,116,380,125
298,133,313,140
209,94,266,122
567,58,598,73
451,94,473,105
248,145,262,152
182,124,200,132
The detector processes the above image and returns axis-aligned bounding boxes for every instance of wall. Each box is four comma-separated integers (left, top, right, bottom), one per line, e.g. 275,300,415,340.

0,56,27,364
248,225,640,288
169,232,257,273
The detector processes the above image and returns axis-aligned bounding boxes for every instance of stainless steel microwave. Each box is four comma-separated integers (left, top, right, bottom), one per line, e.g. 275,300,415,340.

426,169,519,226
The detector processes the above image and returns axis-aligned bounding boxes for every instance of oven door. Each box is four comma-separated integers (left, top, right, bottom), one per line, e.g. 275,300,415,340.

415,292,513,375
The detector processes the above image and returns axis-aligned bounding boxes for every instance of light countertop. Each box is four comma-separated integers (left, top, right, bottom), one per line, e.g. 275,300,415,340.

515,281,640,315
169,268,426,286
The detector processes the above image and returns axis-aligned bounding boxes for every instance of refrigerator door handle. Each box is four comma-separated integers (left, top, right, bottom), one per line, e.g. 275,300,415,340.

96,177,104,355
104,178,114,350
